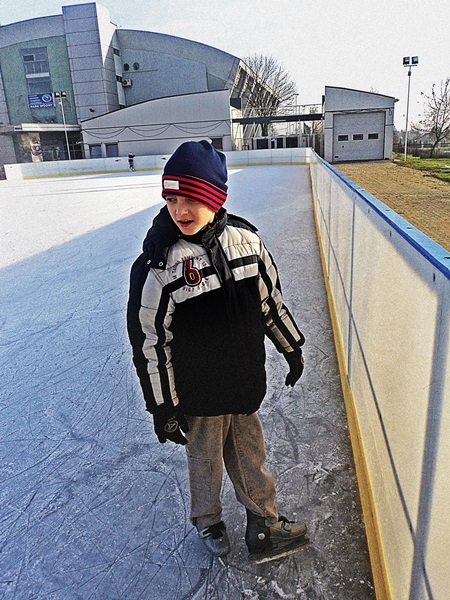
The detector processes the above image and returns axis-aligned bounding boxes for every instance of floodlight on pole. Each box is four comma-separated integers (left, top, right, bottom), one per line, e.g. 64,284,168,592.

53,91,71,160
403,56,418,161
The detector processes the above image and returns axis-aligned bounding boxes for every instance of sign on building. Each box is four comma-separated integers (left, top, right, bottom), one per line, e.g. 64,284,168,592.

28,93,54,108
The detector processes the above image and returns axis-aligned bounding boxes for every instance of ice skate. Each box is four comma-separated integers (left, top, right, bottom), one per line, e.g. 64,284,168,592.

245,509,309,564
197,521,231,557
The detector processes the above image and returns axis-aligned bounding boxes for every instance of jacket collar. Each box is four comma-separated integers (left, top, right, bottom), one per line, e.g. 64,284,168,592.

143,206,228,269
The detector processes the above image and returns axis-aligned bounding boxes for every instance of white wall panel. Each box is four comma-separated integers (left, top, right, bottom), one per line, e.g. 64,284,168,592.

65,30,101,47
310,151,450,599
4,148,312,180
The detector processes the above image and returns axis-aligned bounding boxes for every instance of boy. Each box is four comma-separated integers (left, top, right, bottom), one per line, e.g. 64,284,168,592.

127,140,308,563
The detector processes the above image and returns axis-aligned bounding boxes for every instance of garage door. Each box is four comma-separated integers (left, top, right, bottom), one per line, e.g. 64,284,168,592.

333,112,385,161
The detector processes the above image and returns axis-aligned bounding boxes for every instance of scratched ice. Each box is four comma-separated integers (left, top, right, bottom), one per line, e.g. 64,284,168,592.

0,167,375,599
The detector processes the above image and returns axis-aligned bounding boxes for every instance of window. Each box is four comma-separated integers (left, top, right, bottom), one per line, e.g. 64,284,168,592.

116,75,122,82
89,145,102,158
113,48,120,56
353,134,364,141
123,63,130,71
211,138,223,151
27,77,52,94
22,48,49,76
133,62,140,70
106,143,119,157
22,47,53,101
337,135,348,142
368,133,379,140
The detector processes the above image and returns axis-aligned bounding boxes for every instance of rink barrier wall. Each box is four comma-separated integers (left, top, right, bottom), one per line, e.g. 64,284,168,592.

310,150,450,600
3,148,310,180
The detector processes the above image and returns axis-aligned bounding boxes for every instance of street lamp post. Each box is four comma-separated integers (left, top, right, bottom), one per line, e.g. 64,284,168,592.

403,56,419,161
53,91,71,160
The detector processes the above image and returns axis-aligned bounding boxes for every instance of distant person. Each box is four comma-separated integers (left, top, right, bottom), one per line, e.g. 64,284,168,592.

128,153,135,171
127,140,308,563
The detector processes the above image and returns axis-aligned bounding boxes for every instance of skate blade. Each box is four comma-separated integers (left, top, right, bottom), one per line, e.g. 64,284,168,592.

249,535,309,564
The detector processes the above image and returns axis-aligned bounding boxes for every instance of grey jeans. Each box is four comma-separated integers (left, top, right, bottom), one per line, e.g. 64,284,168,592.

185,413,278,529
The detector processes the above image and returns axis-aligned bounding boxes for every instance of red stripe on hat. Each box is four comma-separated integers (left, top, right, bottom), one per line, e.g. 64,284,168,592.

163,175,227,201
174,175,227,197
177,189,223,211
162,175,227,212
176,182,224,207
162,183,223,210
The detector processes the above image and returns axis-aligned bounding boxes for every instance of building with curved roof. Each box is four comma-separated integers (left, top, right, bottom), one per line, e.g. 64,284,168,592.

0,2,275,166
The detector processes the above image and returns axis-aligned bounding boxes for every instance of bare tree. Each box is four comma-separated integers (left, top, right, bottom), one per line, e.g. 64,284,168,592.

418,77,450,157
244,54,297,135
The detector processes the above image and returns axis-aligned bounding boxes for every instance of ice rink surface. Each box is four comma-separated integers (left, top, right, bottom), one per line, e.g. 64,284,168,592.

1,166,375,599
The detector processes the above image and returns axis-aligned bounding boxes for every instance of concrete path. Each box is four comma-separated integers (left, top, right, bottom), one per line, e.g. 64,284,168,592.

1,166,375,599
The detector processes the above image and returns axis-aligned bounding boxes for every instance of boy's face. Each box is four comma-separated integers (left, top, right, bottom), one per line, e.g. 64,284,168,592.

165,195,215,235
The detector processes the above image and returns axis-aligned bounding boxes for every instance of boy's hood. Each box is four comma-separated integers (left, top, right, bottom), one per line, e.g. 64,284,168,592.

142,206,229,269
142,206,179,269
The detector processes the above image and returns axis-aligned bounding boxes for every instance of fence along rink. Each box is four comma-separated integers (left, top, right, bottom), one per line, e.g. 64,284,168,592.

310,150,450,600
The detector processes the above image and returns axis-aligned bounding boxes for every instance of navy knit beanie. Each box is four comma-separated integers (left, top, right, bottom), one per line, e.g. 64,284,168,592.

162,140,228,212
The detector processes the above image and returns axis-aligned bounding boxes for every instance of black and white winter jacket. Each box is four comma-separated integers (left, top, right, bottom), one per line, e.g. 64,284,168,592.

127,206,305,417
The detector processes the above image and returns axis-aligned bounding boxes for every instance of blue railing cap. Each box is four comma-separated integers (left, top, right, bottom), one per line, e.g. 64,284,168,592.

314,154,450,280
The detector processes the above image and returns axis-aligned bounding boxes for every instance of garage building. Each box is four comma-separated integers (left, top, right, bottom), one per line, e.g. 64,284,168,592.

324,86,397,163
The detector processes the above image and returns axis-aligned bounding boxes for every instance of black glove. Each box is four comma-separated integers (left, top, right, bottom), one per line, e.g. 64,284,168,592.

153,404,189,445
284,350,304,387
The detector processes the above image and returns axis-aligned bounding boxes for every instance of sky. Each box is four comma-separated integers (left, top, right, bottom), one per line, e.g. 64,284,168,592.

1,0,449,130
